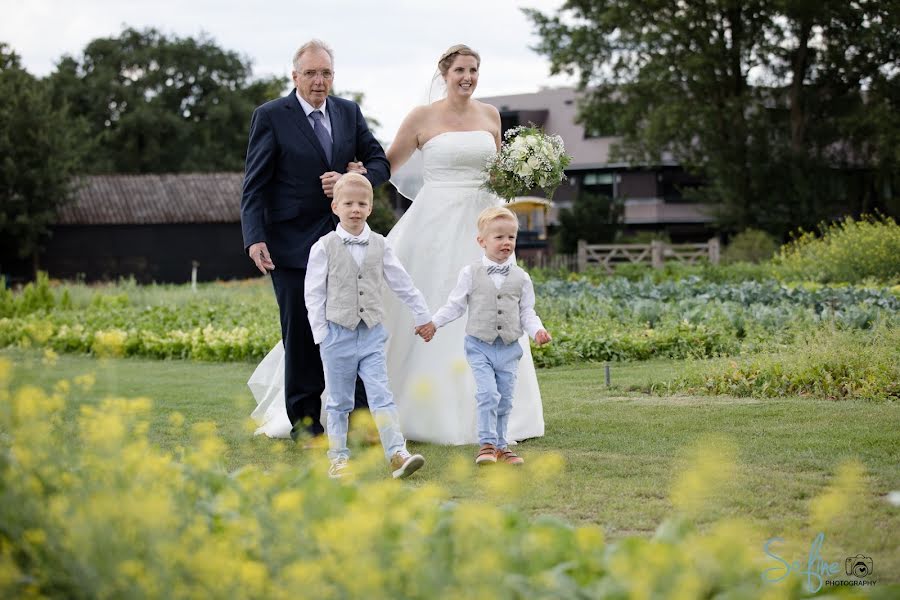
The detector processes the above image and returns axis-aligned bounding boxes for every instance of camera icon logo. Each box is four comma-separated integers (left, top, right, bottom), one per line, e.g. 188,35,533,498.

845,555,873,578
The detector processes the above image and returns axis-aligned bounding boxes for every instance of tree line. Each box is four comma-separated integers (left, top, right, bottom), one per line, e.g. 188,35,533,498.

0,27,397,272
526,0,899,239
3,11,899,269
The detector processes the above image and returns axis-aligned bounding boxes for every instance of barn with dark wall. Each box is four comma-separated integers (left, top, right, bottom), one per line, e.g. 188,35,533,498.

40,173,259,283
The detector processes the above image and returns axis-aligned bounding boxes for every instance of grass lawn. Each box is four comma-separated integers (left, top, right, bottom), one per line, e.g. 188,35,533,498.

5,348,899,583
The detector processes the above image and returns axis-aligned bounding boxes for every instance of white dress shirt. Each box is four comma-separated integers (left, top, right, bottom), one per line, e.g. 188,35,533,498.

432,255,545,340
305,223,431,344
295,91,332,135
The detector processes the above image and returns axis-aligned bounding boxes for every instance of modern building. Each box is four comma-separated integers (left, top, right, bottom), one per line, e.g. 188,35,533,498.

479,87,716,242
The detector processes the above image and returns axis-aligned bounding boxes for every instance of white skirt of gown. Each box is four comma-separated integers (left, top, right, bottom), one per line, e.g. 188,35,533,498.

247,131,545,444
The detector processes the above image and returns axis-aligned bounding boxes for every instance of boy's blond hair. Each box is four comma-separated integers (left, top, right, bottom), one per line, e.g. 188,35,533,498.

333,172,373,203
476,206,518,234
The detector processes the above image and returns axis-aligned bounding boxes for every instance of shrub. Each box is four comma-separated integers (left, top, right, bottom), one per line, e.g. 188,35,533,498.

722,229,778,264
0,361,873,598
556,192,622,253
662,325,900,400
773,214,900,284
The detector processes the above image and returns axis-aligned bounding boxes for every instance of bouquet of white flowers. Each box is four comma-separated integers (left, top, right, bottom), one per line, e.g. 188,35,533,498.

483,125,572,201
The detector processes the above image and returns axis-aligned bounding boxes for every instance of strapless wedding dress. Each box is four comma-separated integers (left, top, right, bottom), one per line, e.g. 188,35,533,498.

248,130,544,444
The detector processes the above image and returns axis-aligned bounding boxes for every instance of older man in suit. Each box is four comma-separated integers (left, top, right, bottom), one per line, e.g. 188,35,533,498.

241,39,390,440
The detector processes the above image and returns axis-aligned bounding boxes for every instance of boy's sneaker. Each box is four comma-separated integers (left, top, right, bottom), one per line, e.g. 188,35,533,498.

475,443,497,465
328,457,350,479
390,450,425,479
495,447,524,466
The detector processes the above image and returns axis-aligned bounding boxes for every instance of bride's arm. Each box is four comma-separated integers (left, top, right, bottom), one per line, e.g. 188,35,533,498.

386,106,428,172
485,103,502,151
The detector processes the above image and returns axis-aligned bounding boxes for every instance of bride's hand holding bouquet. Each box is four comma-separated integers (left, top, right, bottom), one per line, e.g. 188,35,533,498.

483,125,572,201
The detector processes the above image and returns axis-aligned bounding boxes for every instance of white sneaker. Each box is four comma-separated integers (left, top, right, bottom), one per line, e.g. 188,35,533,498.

390,450,425,479
328,457,350,479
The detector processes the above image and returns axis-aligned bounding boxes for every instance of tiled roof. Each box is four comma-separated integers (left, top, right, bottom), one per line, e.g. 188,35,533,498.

56,173,243,225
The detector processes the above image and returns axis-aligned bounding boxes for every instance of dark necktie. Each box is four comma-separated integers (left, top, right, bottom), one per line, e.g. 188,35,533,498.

310,110,333,164
487,264,510,276
343,237,369,246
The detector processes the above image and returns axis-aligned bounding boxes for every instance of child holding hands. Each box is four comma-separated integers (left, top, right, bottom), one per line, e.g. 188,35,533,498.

305,173,435,479
431,206,551,466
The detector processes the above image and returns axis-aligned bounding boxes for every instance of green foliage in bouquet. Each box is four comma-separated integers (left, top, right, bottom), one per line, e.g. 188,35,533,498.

483,126,571,200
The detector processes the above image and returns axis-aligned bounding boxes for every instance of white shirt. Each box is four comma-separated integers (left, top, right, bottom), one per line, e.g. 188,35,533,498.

305,223,431,344
295,91,332,135
432,255,545,340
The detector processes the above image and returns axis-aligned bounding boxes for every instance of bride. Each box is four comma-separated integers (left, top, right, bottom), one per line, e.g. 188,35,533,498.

249,44,544,445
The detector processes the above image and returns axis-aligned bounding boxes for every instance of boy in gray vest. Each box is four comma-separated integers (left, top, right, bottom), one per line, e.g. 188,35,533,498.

305,173,435,479
432,206,552,465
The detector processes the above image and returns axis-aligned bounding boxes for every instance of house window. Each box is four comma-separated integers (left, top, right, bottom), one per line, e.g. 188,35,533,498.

582,172,615,197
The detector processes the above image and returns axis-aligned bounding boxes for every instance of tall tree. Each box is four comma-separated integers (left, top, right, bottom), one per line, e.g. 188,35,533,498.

556,192,622,253
49,27,284,173
526,0,899,236
0,44,87,272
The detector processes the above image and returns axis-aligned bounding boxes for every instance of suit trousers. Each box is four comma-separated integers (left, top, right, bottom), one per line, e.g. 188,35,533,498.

320,321,407,461
270,266,367,438
464,335,524,449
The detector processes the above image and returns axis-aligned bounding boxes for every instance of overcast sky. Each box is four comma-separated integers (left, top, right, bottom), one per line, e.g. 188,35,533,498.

2,0,574,141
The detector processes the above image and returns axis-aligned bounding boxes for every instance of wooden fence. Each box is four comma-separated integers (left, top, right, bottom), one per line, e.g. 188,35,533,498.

519,252,580,271
577,239,720,273
519,239,720,273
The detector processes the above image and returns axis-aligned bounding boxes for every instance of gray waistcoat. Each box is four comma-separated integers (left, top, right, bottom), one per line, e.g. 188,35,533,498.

322,232,386,330
465,261,527,344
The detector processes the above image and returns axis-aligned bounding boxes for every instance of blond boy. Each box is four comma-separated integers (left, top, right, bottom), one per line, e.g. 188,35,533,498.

305,173,433,478
431,206,551,465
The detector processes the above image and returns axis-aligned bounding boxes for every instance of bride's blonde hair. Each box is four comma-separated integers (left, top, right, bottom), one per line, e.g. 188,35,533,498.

438,44,481,75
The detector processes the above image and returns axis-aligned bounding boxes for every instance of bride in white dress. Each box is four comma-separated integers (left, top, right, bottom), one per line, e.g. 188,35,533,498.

249,44,544,444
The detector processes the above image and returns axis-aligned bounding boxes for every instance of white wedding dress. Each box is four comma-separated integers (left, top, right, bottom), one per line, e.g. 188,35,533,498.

248,130,545,444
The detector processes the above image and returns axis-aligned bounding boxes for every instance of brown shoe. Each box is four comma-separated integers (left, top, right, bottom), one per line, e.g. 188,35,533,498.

390,451,425,479
495,447,524,466
475,443,497,465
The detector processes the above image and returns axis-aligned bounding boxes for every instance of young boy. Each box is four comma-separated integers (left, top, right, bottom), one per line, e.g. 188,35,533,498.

432,206,551,466
305,173,435,479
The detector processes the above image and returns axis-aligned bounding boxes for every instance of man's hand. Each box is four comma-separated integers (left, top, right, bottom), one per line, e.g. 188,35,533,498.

534,329,552,346
415,322,436,342
346,161,367,175
248,242,275,274
321,171,342,198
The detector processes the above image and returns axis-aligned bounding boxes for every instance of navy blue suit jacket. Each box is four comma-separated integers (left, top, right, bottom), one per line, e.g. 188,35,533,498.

240,92,390,268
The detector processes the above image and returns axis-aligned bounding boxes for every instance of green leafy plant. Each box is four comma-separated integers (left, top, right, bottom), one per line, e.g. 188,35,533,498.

722,228,778,264
0,362,881,598
774,214,900,284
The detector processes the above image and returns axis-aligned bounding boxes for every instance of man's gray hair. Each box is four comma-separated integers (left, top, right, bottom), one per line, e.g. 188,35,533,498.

293,40,334,70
